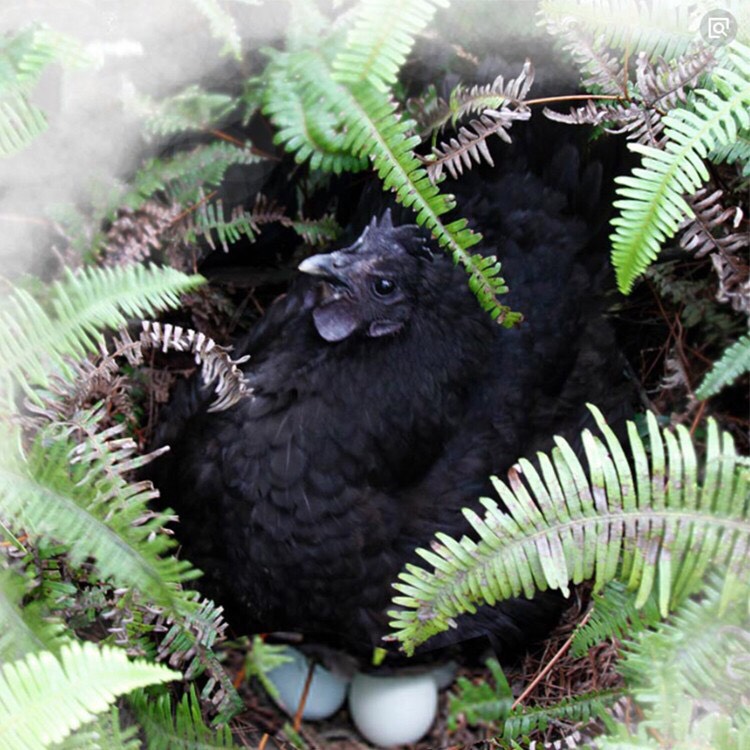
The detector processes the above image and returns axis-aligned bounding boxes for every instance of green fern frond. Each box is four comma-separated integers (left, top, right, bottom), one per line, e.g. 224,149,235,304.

0,430,198,610
126,84,237,138
0,25,89,158
151,591,241,722
0,25,87,92
710,128,750,173
695,333,750,400
621,578,749,714
388,406,748,655
538,0,698,60
186,200,257,251
610,42,750,293
502,692,619,743
0,640,178,750
244,635,295,703
448,657,617,741
332,0,448,91
291,214,341,245
0,568,68,662
447,658,512,730
129,686,236,749
188,0,253,61
56,706,140,750
614,576,750,746
262,48,369,174
570,581,662,657
0,91,48,158
125,141,264,210
0,264,203,402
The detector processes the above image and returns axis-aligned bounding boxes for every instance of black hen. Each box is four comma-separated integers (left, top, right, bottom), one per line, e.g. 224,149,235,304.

149,141,628,659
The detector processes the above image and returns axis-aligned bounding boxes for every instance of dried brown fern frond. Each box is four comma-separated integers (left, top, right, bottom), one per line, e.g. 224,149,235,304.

154,594,243,722
249,192,289,228
23,321,250,434
635,45,716,111
679,188,749,316
102,201,183,267
542,35,714,149
22,344,138,431
544,17,626,96
423,62,534,182
411,60,534,151
543,100,623,127
713,252,750,315
135,321,250,412
606,103,666,145
447,59,535,126
424,109,532,181
681,188,747,259
407,84,452,136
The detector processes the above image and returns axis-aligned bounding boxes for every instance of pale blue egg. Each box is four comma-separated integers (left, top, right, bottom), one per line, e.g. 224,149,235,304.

349,672,439,746
266,646,349,721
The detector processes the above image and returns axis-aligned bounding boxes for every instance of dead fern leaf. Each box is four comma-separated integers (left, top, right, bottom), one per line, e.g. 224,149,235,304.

681,188,746,259
425,110,531,181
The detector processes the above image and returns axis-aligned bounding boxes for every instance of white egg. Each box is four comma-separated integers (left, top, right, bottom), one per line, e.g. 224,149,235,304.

266,646,349,720
348,672,439,747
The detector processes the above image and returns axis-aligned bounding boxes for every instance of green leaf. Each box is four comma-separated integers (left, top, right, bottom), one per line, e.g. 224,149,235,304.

129,686,237,749
0,25,90,158
0,641,179,750
0,567,69,662
695,333,750,400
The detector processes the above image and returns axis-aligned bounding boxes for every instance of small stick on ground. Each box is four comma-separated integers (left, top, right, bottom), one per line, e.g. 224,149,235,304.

293,659,316,732
511,610,592,711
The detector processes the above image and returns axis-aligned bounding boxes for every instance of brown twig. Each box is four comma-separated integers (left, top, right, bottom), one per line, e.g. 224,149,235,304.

292,659,316,733
233,663,247,690
170,190,218,226
511,609,593,711
690,399,707,436
208,129,280,161
524,93,623,107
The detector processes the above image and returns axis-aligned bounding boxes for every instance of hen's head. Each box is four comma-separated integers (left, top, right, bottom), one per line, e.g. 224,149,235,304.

298,210,435,343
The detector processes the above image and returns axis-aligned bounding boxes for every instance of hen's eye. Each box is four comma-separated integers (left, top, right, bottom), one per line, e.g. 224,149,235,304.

372,278,396,297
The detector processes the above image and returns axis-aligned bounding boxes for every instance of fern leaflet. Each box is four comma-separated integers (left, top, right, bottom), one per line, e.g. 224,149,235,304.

570,581,662,657
695,333,750,400
332,0,448,91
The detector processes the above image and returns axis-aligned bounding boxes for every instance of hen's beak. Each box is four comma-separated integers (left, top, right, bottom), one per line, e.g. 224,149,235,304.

298,251,353,285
